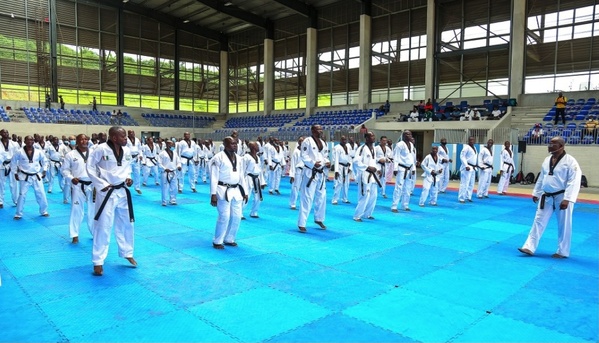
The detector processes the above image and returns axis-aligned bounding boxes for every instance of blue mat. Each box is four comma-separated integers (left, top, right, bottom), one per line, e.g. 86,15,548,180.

0,175,597,342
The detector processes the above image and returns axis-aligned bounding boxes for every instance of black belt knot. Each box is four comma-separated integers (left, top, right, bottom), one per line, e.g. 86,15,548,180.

218,181,246,202
2,160,10,176
94,182,135,222
248,174,262,201
21,170,41,181
540,189,565,210
306,167,324,189
398,163,412,180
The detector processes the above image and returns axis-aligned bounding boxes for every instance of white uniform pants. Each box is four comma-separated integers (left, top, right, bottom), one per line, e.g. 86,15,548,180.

298,171,326,227
0,169,17,205
131,161,141,191
161,171,178,205
47,161,64,193
142,164,159,185
243,175,261,217
178,159,196,191
439,163,450,192
522,193,573,257
268,165,282,192
197,159,209,182
15,175,48,217
213,196,243,245
70,183,94,238
477,169,492,197
92,188,134,266
354,181,378,219
392,168,413,210
497,171,511,194
332,165,350,203
458,168,476,201
289,169,302,208
419,176,439,205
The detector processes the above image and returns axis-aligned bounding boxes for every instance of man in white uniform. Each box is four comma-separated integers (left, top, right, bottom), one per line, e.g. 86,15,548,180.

59,135,76,203
375,136,393,198
210,136,248,249
12,136,49,219
437,138,452,193
332,135,351,204
126,130,143,195
518,137,581,258
46,136,64,196
243,142,265,218
288,136,304,210
195,139,208,183
458,136,478,203
87,126,136,276
176,132,198,193
0,129,18,208
476,139,494,199
61,134,94,243
497,140,514,195
141,137,160,187
353,132,382,221
391,130,416,212
419,145,444,207
347,136,359,180
298,125,330,233
266,138,286,195
157,140,181,206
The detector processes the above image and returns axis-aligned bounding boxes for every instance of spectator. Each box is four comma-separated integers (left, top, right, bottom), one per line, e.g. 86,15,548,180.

531,124,544,144
417,100,425,117
554,91,567,125
383,100,390,114
59,95,65,110
116,109,123,125
424,99,434,121
359,124,368,134
111,110,117,125
584,119,598,137
409,106,420,122
491,106,503,119
92,97,97,112
45,93,51,109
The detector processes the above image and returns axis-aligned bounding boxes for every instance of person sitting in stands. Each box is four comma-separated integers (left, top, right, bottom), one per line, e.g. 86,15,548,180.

531,124,544,144
448,106,462,120
491,106,503,120
424,99,434,121
409,106,420,122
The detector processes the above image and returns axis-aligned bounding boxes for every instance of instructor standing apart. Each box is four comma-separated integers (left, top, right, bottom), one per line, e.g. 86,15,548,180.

518,137,581,258
87,126,136,276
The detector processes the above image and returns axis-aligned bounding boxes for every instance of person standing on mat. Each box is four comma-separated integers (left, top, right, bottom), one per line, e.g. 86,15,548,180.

210,136,247,249
518,136,581,259
87,126,136,276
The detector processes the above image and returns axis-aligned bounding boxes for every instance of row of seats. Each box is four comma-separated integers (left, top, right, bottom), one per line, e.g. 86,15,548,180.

294,109,382,127
141,113,215,128
224,113,304,129
0,107,9,122
23,108,139,126
543,98,598,121
523,122,598,145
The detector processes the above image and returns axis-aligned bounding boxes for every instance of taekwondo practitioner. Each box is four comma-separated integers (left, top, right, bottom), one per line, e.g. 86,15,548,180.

518,136,581,258
87,126,137,276
12,135,49,219
391,130,416,212
266,138,286,195
157,140,181,206
210,136,248,249
176,132,198,193
458,136,478,203
298,125,330,233
243,142,265,218
353,131,382,221
288,136,304,210
497,140,514,195
61,134,94,243
375,135,393,198
141,137,160,187
437,138,453,193
126,130,143,195
332,135,351,205
477,139,494,198
419,145,444,207
0,129,18,208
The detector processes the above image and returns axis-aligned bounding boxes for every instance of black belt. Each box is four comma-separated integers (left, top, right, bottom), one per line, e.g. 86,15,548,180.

51,159,62,172
131,154,139,159
21,170,41,181
432,173,437,187
504,162,514,175
165,170,176,184
217,181,246,202
147,157,157,166
182,156,194,166
540,190,565,210
94,182,134,222
199,157,207,168
338,162,350,182
78,180,92,196
398,163,412,180
248,173,262,201
306,167,324,189
2,160,10,176
468,163,477,171
338,162,350,167
271,161,281,171
480,163,493,170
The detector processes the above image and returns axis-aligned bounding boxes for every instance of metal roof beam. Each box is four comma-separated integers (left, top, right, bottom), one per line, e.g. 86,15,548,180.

272,0,318,27
194,0,270,29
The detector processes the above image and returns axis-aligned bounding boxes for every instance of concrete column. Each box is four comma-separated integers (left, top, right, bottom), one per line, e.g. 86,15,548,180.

264,38,274,114
306,27,318,115
219,51,229,114
509,0,527,99
358,14,371,109
424,0,436,101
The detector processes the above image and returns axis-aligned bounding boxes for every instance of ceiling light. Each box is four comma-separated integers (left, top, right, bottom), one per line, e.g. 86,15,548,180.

183,19,190,23
122,0,129,3
224,1,233,6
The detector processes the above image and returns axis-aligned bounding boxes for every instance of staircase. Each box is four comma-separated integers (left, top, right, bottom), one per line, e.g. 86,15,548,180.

510,106,549,134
